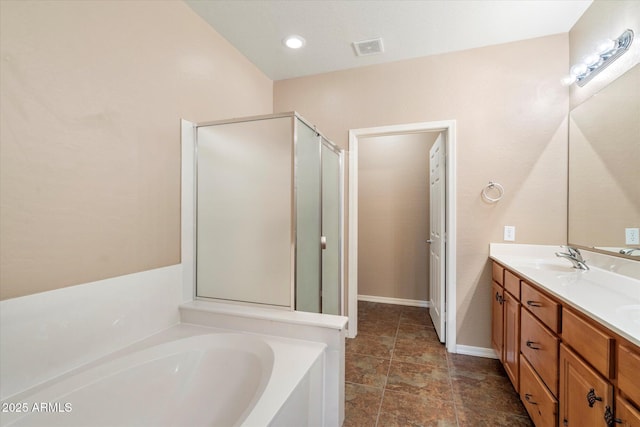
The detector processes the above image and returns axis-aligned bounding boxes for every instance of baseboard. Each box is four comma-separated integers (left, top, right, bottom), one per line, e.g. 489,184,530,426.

358,294,430,308
455,344,499,359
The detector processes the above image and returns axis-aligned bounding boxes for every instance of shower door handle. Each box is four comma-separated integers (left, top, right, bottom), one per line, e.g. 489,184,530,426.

321,236,327,250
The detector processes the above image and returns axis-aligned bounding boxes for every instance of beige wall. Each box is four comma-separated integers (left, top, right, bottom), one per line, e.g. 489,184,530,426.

0,1,273,300
569,0,640,108
275,34,569,348
358,133,438,301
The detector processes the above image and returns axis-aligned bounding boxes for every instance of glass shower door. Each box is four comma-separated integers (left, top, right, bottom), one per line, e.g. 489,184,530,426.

295,119,322,313
321,141,341,315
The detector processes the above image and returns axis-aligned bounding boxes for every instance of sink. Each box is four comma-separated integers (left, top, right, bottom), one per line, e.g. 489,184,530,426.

503,258,576,273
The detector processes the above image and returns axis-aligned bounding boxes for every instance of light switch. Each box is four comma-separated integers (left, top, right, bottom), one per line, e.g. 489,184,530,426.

504,226,516,242
626,228,640,245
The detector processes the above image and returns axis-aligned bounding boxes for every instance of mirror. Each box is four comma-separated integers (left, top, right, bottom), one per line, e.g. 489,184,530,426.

568,64,640,258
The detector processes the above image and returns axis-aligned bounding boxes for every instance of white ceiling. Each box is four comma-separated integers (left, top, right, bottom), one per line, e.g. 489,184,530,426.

185,0,592,81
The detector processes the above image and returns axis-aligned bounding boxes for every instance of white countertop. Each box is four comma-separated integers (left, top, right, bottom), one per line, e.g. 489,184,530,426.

490,244,640,347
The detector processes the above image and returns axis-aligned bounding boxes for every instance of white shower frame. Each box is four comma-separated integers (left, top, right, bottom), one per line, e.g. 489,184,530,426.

181,114,345,314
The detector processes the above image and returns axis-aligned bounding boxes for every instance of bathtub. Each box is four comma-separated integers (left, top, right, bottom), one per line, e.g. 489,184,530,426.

0,326,326,427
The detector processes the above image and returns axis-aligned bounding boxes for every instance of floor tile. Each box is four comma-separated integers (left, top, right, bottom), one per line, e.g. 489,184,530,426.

451,374,528,416
456,406,534,427
345,353,390,388
343,383,383,427
344,301,533,426
386,360,453,399
393,337,448,367
447,353,505,380
396,322,439,340
378,390,458,427
347,333,395,358
357,318,399,337
399,309,432,326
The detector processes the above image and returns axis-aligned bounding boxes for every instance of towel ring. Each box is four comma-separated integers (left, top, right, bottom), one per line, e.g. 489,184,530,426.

482,181,504,203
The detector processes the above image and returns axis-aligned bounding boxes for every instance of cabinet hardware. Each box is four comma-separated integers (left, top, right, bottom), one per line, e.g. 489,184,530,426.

526,300,543,308
524,393,538,405
586,388,602,407
526,340,541,350
563,419,568,426
495,291,500,301
604,405,622,427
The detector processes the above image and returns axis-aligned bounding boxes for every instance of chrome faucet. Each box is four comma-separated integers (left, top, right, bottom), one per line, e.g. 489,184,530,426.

555,246,589,270
620,248,640,256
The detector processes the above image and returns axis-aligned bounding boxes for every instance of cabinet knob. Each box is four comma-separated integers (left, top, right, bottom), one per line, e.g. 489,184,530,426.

586,388,602,407
604,405,622,427
526,300,543,308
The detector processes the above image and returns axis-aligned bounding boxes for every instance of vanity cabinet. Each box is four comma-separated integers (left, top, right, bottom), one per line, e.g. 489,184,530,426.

491,261,640,427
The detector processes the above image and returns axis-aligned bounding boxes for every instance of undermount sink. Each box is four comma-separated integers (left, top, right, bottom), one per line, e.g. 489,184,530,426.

502,258,576,273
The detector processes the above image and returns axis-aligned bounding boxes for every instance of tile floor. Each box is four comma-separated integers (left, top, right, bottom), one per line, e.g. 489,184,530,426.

344,301,533,426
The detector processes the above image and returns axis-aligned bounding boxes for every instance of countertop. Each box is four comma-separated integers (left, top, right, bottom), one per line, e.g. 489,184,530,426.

490,244,640,347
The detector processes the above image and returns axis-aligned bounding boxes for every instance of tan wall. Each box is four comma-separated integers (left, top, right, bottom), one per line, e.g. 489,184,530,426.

358,133,438,301
569,0,640,108
275,34,569,348
0,0,273,300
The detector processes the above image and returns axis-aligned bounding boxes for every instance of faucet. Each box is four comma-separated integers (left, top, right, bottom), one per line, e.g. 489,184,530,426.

620,248,640,256
555,246,589,270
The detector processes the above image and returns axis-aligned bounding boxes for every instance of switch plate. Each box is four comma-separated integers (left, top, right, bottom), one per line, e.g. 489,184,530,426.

626,228,640,245
504,226,516,242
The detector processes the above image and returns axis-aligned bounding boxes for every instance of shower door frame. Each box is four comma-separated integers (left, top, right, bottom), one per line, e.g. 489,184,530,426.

182,112,344,314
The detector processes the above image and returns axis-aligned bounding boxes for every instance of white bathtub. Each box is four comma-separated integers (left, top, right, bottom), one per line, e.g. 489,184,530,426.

0,326,326,427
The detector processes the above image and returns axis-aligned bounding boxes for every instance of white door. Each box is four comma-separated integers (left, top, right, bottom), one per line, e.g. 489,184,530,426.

429,133,446,342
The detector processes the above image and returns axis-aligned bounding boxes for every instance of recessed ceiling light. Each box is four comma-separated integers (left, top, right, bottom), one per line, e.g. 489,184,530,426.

283,35,305,49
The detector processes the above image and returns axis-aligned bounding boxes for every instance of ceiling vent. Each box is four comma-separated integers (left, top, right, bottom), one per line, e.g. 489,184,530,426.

352,38,384,57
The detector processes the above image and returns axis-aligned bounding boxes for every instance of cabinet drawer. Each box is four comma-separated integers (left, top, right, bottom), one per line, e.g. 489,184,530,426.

559,344,613,427
521,308,559,397
521,280,560,333
492,262,504,286
504,269,520,300
616,395,640,427
562,308,614,378
520,354,558,427
618,345,640,405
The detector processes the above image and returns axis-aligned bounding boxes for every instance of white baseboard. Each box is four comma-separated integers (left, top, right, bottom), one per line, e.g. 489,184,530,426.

358,294,430,308
455,344,499,359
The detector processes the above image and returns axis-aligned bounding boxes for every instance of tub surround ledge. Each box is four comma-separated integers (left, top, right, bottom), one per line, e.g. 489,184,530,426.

180,300,348,427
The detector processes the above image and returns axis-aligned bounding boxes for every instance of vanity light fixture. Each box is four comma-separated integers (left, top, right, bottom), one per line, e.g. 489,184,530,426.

283,35,306,49
562,29,634,86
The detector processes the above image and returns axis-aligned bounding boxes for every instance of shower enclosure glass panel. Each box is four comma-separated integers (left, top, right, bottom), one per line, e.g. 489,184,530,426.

295,120,322,313
321,141,341,315
196,117,292,307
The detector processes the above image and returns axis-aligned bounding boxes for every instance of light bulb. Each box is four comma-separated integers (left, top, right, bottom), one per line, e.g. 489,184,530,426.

583,53,601,67
595,39,616,54
570,63,588,77
283,35,305,49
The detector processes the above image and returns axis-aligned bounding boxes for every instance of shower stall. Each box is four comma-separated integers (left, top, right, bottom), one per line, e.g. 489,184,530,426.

194,112,343,315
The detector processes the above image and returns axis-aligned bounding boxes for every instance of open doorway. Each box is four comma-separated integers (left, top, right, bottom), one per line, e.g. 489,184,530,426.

347,120,457,354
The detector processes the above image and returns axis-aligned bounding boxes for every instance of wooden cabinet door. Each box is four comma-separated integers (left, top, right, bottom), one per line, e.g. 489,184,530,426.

503,291,521,391
492,281,504,361
560,344,613,427
616,395,640,427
